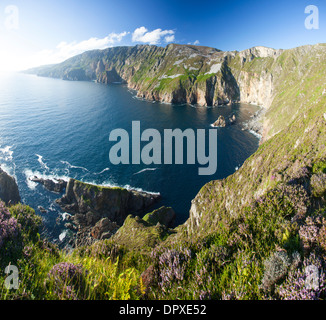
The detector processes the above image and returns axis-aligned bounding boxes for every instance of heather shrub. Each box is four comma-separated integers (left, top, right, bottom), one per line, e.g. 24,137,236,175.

310,173,326,198
151,246,192,296
0,201,22,267
46,262,86,300
9,204,42,242
299,215,326,254
275,253,325,300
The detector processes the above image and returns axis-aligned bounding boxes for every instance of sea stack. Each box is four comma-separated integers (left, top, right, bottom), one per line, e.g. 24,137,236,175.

212,115,226,127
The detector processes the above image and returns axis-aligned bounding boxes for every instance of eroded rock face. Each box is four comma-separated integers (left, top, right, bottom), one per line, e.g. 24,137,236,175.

0,167,20,205
212,115,226,127
91,218,120,240
142,206,176,228
56,179,160,225
229,114,236,124
31,176,67,193
56,179,160,247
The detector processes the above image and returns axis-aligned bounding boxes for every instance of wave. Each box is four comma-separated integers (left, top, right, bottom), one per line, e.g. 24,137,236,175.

249,130,262,139
59,230,68,242
59,212,72,221
133,168,158,175
60,160,89,172
24,169,70,190
123,184,160,196
36,154,50,171
81,179,160,196
94,167,110,175
0,163,17,181
0,145,14,161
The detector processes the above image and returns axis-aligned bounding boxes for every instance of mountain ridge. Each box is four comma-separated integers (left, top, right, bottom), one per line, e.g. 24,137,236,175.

25,42,326,141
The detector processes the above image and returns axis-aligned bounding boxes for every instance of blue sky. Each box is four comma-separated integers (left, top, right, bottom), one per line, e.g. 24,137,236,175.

0,0,325,70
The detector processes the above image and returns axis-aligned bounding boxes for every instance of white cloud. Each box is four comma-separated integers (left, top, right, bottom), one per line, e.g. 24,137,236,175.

132,26,175,45
165,35,175,43
56,32,129,58
23,32,129,69
188,40,200,45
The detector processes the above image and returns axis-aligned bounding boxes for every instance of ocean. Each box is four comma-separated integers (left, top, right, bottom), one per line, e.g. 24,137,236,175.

0,72,260,242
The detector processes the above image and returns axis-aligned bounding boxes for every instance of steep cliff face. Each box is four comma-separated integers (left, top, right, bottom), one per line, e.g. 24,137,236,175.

0,167,21,205
56,179,159,225
28,43,326,141
176,44,326,240
26,44,279,110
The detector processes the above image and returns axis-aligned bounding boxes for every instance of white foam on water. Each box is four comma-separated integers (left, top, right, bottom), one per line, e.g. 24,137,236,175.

59,212,72,221
82,179,160,196
94,167,110,175
59,230,68,242
24,169,39,190
133,168,158,175
24,169,70,190
0,163,17,180
36,154,50,171
122,184,160,196
249,130,262,139
60,160,89,172
0,145,14,161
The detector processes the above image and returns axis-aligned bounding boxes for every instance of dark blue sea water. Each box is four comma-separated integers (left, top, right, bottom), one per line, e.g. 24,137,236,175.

0,72,260,242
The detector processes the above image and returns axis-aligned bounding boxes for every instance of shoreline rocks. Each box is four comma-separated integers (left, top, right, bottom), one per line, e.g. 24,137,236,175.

56,179,161,247
56,179,160,224
242,109,265,141
212,115,226,127
212,114,236,127
229,114,236,125
30,176,67,193
0,167,21,205
142,206,176,228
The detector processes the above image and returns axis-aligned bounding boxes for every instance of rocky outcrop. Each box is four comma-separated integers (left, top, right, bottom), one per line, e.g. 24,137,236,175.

56,179,159,224
212,115,226,127
0,167,20,205
111,213,172,251
64,214,120,247
31,176,67,193
229,114,236,124
56,179,160,247
142,206,176,228
91,217,120,240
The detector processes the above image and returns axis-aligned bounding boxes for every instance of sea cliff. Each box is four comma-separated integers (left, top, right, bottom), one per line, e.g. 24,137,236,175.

1,43,324,300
